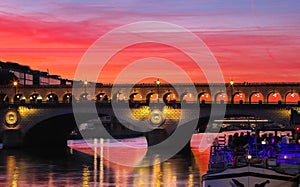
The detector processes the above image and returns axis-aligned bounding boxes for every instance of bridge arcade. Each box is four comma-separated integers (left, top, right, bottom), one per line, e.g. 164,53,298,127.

0,82,300,105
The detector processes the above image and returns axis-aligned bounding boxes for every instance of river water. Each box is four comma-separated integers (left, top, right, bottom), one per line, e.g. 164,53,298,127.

0,135,211,187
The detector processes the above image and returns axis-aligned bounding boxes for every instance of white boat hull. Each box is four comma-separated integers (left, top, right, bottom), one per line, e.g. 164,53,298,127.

203,165,299,187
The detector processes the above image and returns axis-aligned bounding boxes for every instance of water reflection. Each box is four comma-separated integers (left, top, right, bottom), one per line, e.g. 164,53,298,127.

0,135,210,186
69,137,204,186
7,156,18,187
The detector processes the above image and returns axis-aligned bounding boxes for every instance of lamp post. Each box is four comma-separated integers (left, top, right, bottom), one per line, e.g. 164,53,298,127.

83,80,88,100
13,81,18,95
155,79,161,103
229,80,234,104
84,80,88,92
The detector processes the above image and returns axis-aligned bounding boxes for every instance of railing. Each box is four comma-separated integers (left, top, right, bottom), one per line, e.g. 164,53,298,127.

1,100,300,110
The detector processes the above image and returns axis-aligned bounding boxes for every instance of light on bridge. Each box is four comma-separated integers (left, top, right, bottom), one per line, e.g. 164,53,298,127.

13,81,18,95
155,79,161,86
200,93,209,98
13,81,18,87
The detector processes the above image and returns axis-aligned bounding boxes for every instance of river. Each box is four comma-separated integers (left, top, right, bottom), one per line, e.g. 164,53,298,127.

0,135,211,187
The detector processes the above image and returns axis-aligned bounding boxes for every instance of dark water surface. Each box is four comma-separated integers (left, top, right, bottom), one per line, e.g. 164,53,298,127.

0,137,209,187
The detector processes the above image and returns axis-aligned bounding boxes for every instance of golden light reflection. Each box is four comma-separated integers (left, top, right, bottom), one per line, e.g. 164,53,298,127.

115,169,120,187
162,106,181,120
153,155,162,187
99,138,104,187
7,156,19,187
131,106,182,122
131,106,151,120
187,167,194,187
18,106,37,117
48,172,53,187
162,161,176,187
69,136,205,187
134,167,150,186
82,166,90,187
93,138,97,186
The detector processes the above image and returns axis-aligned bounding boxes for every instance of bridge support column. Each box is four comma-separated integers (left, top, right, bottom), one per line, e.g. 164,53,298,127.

2,130,23,148
145,129,168,146
145,129,191,155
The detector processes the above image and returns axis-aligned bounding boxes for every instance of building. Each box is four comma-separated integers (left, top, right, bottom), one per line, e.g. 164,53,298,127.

0,61,72,86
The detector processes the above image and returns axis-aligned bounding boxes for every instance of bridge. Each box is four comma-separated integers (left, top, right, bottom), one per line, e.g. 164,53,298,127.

1,82,300,104
0,82,300,150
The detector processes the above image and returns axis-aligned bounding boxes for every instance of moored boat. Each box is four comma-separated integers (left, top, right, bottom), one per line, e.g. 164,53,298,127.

202,127,300,187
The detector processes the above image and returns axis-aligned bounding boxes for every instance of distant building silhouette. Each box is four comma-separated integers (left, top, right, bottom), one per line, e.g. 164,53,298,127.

0,61,72,86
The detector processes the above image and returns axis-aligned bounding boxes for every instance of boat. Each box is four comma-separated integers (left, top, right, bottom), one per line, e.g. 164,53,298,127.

202,126,300,187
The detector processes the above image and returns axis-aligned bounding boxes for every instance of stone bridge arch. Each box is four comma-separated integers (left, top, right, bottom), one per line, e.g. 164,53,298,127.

62,92,73,103
285,91,299,104
232,91,246,104
249,91,264,104
267,91,282,104
198,92,211,104
0,104,120,148
0,93,9,103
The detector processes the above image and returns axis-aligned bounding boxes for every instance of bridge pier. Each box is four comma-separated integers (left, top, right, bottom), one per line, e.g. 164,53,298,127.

145,129,168,146
1,130,23,148
145,129,191,155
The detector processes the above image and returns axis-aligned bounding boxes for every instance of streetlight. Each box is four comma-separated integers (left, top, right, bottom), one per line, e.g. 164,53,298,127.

155,79,161,103
82,80,88,101
84,80,88,92
229,80,234,104
13,81,18,95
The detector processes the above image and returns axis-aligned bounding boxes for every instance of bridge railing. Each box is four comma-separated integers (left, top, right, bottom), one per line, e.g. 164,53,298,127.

1,99,299,108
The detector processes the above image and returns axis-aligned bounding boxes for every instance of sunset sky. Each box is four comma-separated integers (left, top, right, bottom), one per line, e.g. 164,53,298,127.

0,0,299,83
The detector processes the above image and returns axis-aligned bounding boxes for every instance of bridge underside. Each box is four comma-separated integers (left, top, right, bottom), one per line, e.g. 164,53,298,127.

23,114,76,148
0,103,294,153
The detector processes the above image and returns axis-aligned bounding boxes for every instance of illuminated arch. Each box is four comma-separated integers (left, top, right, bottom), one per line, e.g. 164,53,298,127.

96,93,108,102
30,93,43,103
80,92,89,101
163,92,176,104
14,93,26,103
63,93,73,103
285,92,299,104
232,92,246,104
46,93,59,103
112,92,126,102
215,92,228,104
129,93,143,102
145,92,157,104
267,91,282,104
249,91,264,104
198,92,211,104
180,92,196,103
0,93,9,103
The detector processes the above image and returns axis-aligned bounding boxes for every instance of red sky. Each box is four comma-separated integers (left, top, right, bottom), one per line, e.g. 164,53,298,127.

0,0,299,84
